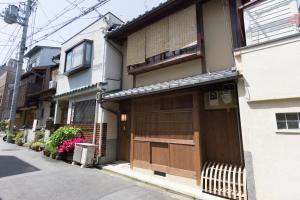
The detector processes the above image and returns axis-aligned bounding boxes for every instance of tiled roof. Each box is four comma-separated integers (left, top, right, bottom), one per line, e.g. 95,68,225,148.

104,68,238,100
54,83,98,99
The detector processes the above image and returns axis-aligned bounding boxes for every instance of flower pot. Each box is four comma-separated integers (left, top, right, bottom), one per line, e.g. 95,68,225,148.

65,152,74,162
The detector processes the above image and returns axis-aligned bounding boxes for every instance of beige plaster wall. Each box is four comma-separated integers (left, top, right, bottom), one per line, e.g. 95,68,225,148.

236,36,300,199
135,59,202,87
203,0,234,72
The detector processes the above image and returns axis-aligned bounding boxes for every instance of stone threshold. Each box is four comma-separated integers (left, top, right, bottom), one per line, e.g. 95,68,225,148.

101,161,226,200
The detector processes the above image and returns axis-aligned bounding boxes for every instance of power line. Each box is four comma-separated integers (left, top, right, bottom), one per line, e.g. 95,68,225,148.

27,0,86,38
28,0,110,49
0,25,20,64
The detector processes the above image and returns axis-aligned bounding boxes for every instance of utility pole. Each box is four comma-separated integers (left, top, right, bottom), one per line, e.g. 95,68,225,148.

4,0,32,134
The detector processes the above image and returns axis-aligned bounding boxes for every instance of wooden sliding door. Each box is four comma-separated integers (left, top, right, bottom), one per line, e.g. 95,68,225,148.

130,90,202,181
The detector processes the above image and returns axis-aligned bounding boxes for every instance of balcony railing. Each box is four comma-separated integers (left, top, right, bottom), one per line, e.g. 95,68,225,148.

241,0,300,46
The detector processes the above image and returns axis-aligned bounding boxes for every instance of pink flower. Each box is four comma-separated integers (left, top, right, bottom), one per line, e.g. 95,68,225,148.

58,138,85,155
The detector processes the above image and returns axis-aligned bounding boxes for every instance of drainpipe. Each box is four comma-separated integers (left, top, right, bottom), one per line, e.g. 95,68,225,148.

92,83,101,144
234,79,245,167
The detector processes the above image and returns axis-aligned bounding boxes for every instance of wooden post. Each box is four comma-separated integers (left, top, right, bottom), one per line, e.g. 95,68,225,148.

196,1,207,73
130,100,134,169
193,91,202,185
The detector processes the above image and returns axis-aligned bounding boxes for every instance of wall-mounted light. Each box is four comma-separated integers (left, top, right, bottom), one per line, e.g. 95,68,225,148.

121,114,127,122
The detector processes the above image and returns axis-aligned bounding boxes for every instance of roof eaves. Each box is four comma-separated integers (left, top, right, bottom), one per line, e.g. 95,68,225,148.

103,68,239,101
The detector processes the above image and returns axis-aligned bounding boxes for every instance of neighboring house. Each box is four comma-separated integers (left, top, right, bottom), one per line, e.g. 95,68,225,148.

103,0,247,199
235,0,300,199
53,13,123,162
0,59,17,120
15,46,60,133
25,46,61,70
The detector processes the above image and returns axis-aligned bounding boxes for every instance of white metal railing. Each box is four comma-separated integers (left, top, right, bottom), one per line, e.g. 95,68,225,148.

243,0,300,45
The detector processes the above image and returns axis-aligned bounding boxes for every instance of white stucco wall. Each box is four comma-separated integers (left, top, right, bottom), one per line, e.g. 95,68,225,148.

39,48,61,67
236,35,300,200
27,47,60,68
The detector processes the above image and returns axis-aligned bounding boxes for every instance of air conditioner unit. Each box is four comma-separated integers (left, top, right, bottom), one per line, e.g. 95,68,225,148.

72,143,97,168
49,80,57,89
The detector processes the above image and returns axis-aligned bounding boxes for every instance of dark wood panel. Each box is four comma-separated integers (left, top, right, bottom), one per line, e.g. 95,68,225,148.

151,143,169,166
169,144,195,171
203,108,241,165
133,141,150,162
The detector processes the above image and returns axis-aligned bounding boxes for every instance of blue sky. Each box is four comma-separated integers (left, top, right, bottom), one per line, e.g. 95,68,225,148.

0,0,167,65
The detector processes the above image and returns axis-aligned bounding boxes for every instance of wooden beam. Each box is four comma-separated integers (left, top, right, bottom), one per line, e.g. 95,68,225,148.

130,100,134,169
196,1,207,73
193,91,202,185
229,0,245,48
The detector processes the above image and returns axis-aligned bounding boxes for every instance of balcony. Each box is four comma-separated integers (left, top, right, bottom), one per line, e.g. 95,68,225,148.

127,44,201,75
27,83,43,95
240,0,300,46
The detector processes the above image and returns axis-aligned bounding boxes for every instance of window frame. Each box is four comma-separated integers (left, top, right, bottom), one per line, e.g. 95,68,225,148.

71,99,96,125
64,39,93,76
275,112,300,133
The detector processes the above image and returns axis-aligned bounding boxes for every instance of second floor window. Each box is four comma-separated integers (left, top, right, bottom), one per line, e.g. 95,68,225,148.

65,40,93,74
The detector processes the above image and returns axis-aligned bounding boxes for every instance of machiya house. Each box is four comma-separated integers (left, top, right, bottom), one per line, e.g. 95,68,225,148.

53,13,123,163
103,0,248,198
15,46,60,133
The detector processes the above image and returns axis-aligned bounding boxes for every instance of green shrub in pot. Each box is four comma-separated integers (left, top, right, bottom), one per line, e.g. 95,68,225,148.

49,126,81,148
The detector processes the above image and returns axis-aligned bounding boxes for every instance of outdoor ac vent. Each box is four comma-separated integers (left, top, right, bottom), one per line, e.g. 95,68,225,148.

4,5,19,24
73,145,83,163
154,171,166,177
72,143,96,168
201,162,247,200
49,80,57,89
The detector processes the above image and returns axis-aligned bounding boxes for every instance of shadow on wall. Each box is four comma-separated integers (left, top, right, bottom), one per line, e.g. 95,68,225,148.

0,156,40,178
67,64,101,91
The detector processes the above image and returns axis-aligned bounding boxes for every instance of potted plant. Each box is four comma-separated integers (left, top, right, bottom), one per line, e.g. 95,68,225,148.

14,132,24,146
58,137,85,162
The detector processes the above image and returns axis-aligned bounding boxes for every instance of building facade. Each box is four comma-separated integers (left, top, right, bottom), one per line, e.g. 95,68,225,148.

236,0,300,199
54,12,123,163
103,0,247,199
15,46,60,133
0,59,17,120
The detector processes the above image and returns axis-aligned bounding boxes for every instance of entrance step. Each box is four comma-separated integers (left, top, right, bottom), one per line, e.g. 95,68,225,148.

102,161,226,200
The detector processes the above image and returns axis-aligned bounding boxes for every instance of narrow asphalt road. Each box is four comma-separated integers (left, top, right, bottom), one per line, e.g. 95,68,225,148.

0,135,179,200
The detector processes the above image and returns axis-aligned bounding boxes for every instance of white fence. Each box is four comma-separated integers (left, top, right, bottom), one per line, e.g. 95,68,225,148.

201,162,247,200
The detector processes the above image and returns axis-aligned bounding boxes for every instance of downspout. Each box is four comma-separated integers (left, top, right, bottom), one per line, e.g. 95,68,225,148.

234,79,245,167
92,83,100,144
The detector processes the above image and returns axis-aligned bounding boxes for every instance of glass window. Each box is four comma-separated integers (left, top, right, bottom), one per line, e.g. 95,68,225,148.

65,41,93,73
85,42,93,64
65,51,73,71
72,43,84,67
276,113,300,130
72,100,96,124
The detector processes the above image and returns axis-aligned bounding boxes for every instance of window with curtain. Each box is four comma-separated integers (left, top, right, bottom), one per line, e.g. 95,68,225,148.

72,99,96,124
65,40,93,74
